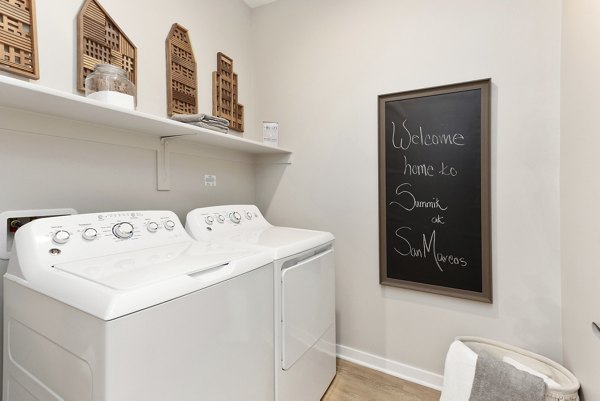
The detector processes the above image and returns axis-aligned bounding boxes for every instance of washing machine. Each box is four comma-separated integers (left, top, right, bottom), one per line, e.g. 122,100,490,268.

186,205,336,401
3,211,274,401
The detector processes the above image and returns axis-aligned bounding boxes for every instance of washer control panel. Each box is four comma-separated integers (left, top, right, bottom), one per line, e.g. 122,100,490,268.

16,211,190,267
185,205,270,241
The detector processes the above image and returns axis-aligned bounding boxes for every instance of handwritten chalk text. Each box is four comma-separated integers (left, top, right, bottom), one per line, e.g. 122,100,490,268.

391,119,465,150
393,226,468,272
389,183,448,212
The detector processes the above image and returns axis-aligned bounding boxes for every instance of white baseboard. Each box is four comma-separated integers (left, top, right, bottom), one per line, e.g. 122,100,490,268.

336,344,444,391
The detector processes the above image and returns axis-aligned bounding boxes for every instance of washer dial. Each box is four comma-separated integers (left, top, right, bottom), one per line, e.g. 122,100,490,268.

82,228,98,241
229,212,241,224
113,222,134,239
147,222,159,233
52,230,70,244
164,220,176,230
205,216,214,225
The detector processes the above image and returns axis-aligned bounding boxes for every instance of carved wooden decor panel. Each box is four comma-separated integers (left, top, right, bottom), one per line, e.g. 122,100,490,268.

0,0,39,79
166,23,197,116
212,52,244,132
77,0,137,91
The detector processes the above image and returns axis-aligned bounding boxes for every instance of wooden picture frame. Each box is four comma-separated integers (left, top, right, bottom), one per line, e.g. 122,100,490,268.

212,52,244,132
378,79,492,303
165,23,198,116
77,0,137,92
0,0,39,79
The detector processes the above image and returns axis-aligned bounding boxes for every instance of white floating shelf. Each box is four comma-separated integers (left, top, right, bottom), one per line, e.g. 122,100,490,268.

0,75,291,156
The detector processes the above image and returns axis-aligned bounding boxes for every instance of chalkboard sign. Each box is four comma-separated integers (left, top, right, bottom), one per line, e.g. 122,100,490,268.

378,79,492,302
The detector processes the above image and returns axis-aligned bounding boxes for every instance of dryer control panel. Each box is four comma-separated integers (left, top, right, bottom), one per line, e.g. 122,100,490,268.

12,211,190,269
186,205,271,242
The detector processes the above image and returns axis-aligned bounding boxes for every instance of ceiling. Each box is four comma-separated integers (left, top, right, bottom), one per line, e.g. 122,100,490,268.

242,0,278,8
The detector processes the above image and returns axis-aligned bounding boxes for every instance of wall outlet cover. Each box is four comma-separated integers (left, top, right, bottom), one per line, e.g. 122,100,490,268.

204,175,217,187
0,208,77,260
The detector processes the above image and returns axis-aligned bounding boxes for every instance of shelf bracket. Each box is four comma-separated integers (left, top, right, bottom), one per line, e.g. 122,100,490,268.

157,135,187,191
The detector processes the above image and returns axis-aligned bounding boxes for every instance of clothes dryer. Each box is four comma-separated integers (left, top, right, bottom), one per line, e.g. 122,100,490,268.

3,211,274,401
186,205,336,401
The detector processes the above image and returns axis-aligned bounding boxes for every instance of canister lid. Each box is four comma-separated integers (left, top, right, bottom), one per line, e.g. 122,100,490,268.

92,63,127,77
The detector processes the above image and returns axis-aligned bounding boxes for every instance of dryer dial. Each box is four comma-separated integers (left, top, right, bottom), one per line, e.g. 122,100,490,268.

113,222,134,239
164,220,176,231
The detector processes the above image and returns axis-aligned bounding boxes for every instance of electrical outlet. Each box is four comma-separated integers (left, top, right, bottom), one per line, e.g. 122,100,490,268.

204,175,217,187
0,208,77,260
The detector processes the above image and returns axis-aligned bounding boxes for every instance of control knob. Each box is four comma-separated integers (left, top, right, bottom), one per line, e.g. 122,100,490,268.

205,216,214,225
217,214,225,223
82,228,98,241
52,230,70,244
113,222,134,239
147,222,159,233
229,212,241,224
164,220,176,231
245,211,253,220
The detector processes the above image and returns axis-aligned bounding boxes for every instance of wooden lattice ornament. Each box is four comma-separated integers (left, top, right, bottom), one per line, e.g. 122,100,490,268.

77,0,137,91
166,23,197,116
0,0,39,79
212,52,244,132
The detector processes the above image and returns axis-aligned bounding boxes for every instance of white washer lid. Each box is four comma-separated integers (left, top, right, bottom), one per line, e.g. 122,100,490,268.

6,210,273,320
53,241,255,290
9,240,272,320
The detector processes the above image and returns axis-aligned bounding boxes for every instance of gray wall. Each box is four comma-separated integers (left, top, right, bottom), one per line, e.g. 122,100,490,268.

561,1,600,399
252,0,563,384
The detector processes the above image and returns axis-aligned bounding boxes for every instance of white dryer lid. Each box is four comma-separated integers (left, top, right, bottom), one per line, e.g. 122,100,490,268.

226,226,334,260
185,205,334,259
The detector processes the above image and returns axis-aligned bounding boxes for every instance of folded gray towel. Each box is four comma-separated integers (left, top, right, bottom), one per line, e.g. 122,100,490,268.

204,121,229,128
190,121,229,134
469,351,545,401
202,116,229,127
171,113,230,127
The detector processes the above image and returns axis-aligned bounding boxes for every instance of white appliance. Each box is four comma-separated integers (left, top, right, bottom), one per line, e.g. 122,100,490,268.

3,211,274,401
186,205,336,401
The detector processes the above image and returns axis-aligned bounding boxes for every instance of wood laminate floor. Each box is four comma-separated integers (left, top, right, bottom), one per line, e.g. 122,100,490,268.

322,359,441,401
